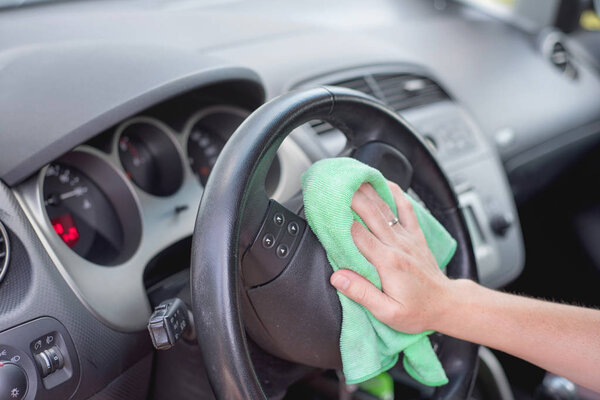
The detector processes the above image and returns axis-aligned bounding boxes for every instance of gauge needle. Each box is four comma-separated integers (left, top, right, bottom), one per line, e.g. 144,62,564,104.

120,137,142,166
59,186,88,200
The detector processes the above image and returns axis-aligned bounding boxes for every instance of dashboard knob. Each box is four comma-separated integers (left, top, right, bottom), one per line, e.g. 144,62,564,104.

34,346,64,378
490,213,514,237
0,362,27,400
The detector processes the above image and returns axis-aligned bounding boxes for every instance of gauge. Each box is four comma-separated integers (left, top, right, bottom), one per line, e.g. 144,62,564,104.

117,120,183,196
186,108,244,187
42,151,142,266
43,163,125,265
186,106,281,195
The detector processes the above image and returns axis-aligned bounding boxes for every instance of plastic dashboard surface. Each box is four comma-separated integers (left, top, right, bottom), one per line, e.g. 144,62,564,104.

1,0,600,187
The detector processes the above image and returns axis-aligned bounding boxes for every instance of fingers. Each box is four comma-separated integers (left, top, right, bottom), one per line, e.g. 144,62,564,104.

351,221,394,275
359,183,398,227
330,269,398,324
351,184,398,244
387,181,420,232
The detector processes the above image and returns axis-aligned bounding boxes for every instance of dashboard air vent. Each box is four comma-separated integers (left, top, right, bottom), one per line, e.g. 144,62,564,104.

308,73,448,136
0,221,9,283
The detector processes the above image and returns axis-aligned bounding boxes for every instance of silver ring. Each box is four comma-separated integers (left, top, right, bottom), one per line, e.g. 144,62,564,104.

388,217,399,227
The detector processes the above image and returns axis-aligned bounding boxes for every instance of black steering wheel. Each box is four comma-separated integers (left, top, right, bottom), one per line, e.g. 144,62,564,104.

191,87,479,399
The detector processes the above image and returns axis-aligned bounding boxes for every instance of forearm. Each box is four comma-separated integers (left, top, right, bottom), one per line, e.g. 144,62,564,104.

435,279,600,392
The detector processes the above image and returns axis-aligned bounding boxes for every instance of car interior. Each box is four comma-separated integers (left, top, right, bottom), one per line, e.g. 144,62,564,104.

1,0,600,399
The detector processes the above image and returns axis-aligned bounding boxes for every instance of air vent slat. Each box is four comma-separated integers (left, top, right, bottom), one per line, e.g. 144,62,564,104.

385,87,443,103
379,79,437,93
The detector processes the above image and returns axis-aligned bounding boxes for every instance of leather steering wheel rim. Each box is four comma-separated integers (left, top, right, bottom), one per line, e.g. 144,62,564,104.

191,86,479,399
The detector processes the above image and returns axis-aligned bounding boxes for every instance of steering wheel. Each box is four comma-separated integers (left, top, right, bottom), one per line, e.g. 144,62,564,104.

191,87,479,399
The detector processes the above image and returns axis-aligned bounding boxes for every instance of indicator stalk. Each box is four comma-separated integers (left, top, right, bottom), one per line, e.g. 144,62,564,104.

147,298,191,350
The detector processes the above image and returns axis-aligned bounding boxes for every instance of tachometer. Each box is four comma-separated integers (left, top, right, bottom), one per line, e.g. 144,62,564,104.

117,120,184,197
186,107,245,186
187,127,227,186
43,163,125,265
185,106,281,195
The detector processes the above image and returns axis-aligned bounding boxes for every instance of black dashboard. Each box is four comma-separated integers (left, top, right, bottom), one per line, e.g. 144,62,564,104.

0,0,599,399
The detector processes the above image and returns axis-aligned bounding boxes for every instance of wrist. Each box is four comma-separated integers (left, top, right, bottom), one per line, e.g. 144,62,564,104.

431,278,479,334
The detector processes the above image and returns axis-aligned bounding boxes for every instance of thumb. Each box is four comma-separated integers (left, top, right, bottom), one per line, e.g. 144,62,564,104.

330,269,394,322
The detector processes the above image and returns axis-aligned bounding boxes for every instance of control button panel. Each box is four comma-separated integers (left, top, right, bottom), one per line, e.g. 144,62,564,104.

29,331,73,390
242,201,307,287
401,102,483,165
0,318,79,400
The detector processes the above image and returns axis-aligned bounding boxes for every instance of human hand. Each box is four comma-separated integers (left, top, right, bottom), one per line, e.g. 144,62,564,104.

329,181,453,334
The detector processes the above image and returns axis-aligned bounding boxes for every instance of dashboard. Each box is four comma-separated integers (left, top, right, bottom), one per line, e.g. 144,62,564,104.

0,0,599,399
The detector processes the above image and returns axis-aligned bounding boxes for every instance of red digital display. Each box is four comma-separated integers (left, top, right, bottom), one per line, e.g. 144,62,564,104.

51,214,80,248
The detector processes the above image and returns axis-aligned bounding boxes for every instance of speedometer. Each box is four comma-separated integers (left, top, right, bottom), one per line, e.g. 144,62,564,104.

43,163,125,265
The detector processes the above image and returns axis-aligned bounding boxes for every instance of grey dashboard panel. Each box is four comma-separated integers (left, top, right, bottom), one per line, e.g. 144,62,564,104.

1,0,600,187
0,41,264,185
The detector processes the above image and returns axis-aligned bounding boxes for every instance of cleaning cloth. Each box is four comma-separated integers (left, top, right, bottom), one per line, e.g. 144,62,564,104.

301,157,456,386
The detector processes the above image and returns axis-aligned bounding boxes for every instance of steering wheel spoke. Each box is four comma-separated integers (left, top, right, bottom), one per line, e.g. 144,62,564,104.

241,200,307,288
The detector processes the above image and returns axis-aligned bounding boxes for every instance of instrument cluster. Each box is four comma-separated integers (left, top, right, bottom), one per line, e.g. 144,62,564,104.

40,105,281,266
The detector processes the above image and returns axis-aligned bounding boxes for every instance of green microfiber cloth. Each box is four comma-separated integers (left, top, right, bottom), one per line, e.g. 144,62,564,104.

301,157,456,386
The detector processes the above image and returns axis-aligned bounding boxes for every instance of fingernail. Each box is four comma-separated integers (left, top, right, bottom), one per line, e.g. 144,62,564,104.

331,274,350,291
